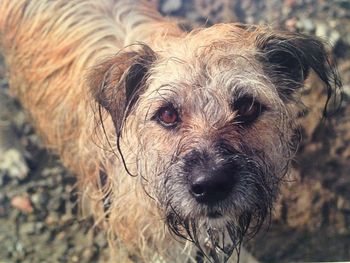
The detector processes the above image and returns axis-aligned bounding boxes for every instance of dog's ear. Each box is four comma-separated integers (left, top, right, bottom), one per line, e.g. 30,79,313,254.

89,44,157,134
255,31,341,112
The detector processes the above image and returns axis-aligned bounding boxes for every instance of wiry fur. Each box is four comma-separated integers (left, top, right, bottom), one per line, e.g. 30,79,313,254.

0,1,341,262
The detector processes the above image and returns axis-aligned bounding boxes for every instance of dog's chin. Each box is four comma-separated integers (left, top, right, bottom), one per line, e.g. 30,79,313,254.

207,210,223,219
201,214,233,232
165,201,248,262
164,192,249,233
166,200,236,230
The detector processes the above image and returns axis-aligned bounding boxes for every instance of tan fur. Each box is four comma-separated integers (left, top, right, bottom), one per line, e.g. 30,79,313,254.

0,1,197,261
0,1,339,262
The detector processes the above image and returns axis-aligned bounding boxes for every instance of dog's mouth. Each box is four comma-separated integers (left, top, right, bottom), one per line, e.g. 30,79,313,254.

205,205,226,220
165,198,257,262
207,210,222,219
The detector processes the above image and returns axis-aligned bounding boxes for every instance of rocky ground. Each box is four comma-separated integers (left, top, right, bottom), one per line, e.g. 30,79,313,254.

1,0,350,262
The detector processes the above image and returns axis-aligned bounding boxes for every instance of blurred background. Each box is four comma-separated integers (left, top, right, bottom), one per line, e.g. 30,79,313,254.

0,0,349,262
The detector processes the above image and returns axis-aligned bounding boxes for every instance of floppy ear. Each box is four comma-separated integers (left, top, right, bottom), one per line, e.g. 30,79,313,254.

255,31,341,113
88,44,157,134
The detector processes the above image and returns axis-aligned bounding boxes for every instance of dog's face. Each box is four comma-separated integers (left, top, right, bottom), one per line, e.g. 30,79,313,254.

89,24,339,261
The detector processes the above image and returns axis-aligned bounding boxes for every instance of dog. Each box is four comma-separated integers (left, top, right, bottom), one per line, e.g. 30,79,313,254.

0,0,341,262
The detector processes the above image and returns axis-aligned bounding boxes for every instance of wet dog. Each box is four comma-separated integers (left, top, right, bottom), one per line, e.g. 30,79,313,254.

0,0,340,262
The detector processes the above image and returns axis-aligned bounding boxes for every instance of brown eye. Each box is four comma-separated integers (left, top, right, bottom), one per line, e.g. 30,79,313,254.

233,97,265,124
156,106,180,128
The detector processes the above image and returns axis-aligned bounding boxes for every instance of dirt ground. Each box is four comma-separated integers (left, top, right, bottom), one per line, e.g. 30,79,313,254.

0,0,349,262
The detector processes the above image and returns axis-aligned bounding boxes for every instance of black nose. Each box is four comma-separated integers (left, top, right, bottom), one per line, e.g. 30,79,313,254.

189,165,236,204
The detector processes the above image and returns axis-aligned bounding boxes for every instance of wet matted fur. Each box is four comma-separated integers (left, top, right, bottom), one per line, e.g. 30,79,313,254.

0,0,341,262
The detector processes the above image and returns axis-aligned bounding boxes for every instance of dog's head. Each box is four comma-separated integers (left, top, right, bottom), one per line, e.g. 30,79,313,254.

89,24,340,261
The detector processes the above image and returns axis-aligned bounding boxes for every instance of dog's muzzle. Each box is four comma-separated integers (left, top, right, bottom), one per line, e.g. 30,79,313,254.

183,146,241,205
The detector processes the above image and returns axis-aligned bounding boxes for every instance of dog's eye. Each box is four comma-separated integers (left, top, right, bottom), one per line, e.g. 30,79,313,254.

156,106,179,128
233,97,265,124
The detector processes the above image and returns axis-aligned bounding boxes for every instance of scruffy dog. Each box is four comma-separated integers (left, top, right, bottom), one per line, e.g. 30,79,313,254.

0,0,341,262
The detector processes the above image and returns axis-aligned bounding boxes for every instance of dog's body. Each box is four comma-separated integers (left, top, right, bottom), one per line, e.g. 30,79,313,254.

0,1,175,261
0,1,340,262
